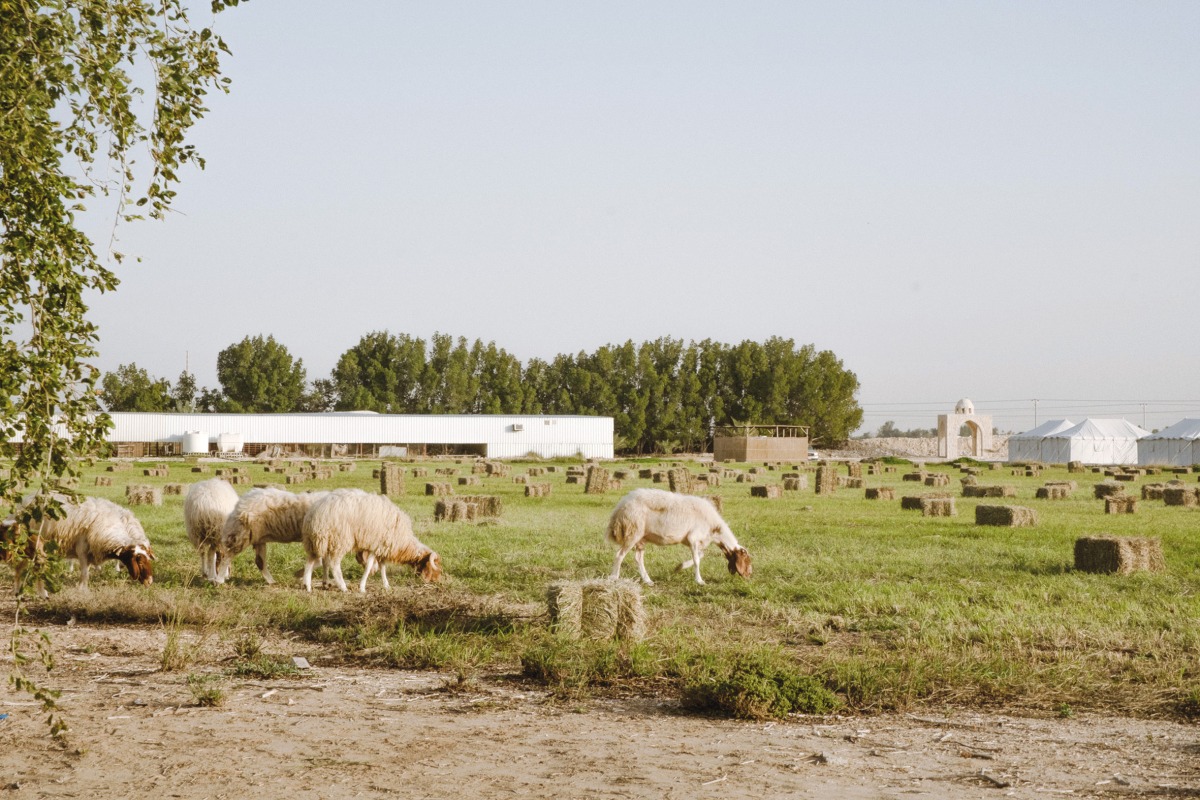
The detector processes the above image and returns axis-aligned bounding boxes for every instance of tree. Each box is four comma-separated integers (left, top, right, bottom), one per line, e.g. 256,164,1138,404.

100,363,172,411
172,370,198,412
216,335,307,413
1,0,237,734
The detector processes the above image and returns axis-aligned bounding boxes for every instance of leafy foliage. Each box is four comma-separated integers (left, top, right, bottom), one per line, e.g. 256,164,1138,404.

216,335,307,412
0,0,236,736
100,363,173,411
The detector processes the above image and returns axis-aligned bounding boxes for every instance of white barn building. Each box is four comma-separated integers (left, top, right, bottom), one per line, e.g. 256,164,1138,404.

102,412,614,460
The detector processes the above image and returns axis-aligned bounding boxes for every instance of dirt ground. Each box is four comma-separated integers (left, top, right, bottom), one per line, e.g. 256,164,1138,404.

2,619,1198,800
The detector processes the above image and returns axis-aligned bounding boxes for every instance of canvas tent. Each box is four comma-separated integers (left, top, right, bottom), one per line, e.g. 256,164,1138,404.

1039,418,1149,466
1007,419,1075,463
1137,419,1200,467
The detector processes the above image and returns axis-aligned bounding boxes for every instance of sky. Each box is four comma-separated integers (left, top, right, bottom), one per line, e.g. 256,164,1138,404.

85,1,1200,434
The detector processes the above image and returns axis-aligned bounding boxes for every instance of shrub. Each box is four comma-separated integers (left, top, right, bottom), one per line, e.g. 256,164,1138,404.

680,649,841,720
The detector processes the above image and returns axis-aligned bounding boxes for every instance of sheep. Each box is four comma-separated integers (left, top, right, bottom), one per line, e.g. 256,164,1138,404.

301,488,441,593
2,496,154,596
606,488,751,585
183,478,240,583
220,488,328,585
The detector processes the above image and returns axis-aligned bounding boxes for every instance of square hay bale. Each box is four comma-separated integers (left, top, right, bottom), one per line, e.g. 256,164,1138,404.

285,474,308,485
708,495,724,513
163,483,185,496
900,496,925,511
513,475,529,484
528,467,546,477
883,466,897,473
585,466,612,494
1093,482,1125,499
191,466,208,474
546,582,583,638
924,474,950,487
471,461,489,475
1142,483,1166,501
339,462,355,472
1163,488,1198,507
865,487,895,500
704,474,722,488
372,469,381,479
902,472,926,482
1113,473,1137,482
750,484,781,499
485,462,511,477
975,505,1038,527
613,470,632,481
961,476,979,488
638,468,653,479
847,461,863,479
845,477,864,489
565,475,582,485
667,467,693,494
735,473,755,484
921,496,956,517
1074,536,1164,575
1105,496,1139,514
126,485,162,506
525,482,552,498
783,476,809,491
458,476,480,486
425,482,453,497
459,495,502,517
94,476,112,487
381,462,405,494
565,466,586,477
1068,460,1086,473
815,465,836,495
411,468,429,478
545,466,560,473
1036,486,1072,500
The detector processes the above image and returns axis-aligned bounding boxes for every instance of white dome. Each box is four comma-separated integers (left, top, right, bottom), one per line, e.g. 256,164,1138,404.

955,398,975,414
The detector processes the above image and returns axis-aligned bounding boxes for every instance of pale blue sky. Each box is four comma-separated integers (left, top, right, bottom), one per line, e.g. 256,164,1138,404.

89,1,1200,433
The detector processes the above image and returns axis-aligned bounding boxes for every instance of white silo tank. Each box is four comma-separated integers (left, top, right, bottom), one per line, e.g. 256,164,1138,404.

182,431,208,454
216,432,245,453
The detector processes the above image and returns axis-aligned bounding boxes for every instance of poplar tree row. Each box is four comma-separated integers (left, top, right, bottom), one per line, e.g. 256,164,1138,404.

100,333,863,451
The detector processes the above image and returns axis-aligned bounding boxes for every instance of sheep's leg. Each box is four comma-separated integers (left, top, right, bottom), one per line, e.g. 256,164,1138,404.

216,551,230,584
690,541,706,584
255,543,275,585
78,559,91,590
610,545,632,580
302,558,318,592
330,557,348,592
632,544,654,586
358,554,377,593
378,564,390,590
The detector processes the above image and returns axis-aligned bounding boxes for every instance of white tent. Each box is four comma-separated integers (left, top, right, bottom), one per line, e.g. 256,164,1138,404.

1137,419,1200,467
1040,418,1149,465
1007,419,1075,463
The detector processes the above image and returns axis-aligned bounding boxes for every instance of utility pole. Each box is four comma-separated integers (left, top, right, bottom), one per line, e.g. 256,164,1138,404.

1141,403,1147,429
1033,398,1038,428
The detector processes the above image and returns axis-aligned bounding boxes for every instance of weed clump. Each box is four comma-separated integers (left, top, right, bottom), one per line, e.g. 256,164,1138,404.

680,649,841,720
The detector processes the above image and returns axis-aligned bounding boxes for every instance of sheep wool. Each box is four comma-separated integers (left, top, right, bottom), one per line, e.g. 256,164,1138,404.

221,488,329,585
27,496,154,594
183,478,240,584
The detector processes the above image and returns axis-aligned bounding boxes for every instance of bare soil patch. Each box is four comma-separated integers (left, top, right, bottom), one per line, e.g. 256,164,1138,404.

2,611,1197,799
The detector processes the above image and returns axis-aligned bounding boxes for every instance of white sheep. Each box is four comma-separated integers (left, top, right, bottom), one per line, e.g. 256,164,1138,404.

301,488,441,593
221,488,328,585
2,496,154,595
183,478,240,584
606,488,752,585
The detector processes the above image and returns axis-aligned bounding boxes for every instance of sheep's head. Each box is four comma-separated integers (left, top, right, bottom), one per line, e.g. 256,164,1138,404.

415,551,442,583
724,546,752,579
114,544,154,585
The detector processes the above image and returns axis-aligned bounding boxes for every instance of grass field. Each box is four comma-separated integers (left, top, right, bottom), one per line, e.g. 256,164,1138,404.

12,456,1200,720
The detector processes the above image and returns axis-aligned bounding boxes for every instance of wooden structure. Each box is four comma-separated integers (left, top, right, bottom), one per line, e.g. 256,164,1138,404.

713,424,810,463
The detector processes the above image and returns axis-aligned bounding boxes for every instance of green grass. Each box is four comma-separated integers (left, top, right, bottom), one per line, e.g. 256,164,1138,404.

19,457,1200,719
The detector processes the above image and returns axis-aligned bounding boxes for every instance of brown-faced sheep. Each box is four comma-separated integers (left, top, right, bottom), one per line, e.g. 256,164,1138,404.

606,488,751,585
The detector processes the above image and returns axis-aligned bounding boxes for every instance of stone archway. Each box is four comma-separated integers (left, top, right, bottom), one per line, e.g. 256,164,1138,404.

938,398,993,460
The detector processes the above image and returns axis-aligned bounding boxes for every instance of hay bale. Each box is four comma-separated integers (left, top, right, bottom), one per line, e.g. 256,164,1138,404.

191,466,208,474
975,505,1038,527
285,474,308,485
750,485,781,499
962,485,1017,498
457,476,481,486
435,468,457,477
528,467,546,477
94,476,112,487
338,462,355,472
902,472,926,482
485,462,510,478
882,466,897,473
900,496,925,511
1105,496,1139,514
411,468,429,478
1142,483,1166,501
735,473,755,484
1113,473,1138,483
638,468,653,479
425,482,453,497
525,482,552,498
924,474,950,487
1093,482,1124,499
125,485,162,506
1163,488,1198,507
921,496,956,517
585,466,612,494
1036,486,1072,500
815,465,836,495
705,473,722,488
667,467,693,494
1068,460,1086,473
458,495,502,517
1074,536,1164,575
847,461,863,479
163,483,185,496
546,582,583,638
782,476,808,491
565,475,582,485
865,487,894,500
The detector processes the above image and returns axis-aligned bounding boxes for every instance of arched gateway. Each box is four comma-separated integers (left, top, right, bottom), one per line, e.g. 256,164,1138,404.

938,398,993,460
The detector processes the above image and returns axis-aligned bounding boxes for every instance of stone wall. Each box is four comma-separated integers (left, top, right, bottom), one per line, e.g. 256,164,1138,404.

839,435,1010,461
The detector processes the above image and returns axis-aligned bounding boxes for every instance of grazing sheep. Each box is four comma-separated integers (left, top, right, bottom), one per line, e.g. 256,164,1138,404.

301,489,441,593
2,496,154,596
606,488,751,585
221,488,328,585
183,478,240,584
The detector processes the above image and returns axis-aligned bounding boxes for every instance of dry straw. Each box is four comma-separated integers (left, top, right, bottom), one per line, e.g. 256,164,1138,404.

163,483,185,496
975,505,1038,527
924,474,950,487
459,495,502,517
1093,482,1124,499
425,482,453,497
1036,486,1072,500
1105,496,1139,514
126,485,162,506
921,497,956,517
750,485,781,499
1163,488,1199,507
1074,536,1164,574
815,465,836,495
94,476,112,487
525,482,552,498
585,466,612,495
667,468,693,494
548,579,645,641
